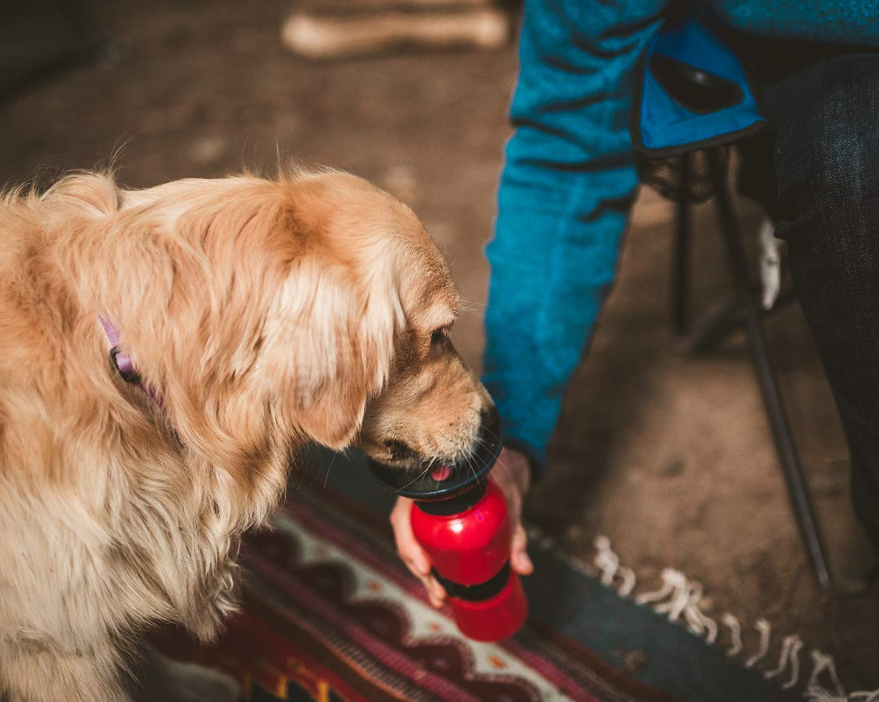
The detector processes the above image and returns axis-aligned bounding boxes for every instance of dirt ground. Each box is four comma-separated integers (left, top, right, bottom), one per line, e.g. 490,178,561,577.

3,0,877,692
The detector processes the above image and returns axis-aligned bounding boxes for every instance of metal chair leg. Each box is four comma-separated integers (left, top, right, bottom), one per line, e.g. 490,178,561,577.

672,154,692,337
707,150,832,589
683,291,797,355
681,297,741,354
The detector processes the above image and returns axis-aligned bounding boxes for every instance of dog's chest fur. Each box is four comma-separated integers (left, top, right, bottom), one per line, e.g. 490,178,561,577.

0,394,284,654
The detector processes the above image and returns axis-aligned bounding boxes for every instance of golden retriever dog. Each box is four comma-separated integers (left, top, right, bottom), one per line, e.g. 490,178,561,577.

0,168,496,702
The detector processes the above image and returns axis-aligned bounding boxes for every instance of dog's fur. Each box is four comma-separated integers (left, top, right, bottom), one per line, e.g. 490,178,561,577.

0,169,493,702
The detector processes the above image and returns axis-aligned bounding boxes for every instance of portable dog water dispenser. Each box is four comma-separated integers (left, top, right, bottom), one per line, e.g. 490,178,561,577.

370,429,528,642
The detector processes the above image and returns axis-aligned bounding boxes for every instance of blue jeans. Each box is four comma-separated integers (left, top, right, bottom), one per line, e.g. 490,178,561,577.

760,54,879,553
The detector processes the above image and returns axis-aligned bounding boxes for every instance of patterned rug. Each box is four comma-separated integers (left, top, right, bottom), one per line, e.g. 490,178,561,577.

158,451,799,702
161,487,671,702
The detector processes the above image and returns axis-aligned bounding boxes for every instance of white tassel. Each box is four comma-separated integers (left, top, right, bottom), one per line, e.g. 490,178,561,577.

745,619,772,668
617,565,637,597
635,567,677,606
763,635,803,689
682,581,718,643
593,536,619,587
722,613,743,657
806,691,879,702
633,568,719,644
806,691,847,702
652,570,690,622
593,536,637,595
806,650,847,700
783,638,804,690
682,582,703,634
575,536,878,700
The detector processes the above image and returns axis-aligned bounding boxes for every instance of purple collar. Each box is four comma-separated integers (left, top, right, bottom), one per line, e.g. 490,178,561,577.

99,316,163,408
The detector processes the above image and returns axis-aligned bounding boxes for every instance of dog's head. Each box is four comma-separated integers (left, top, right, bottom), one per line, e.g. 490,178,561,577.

55,170,495,476
254,170,498,470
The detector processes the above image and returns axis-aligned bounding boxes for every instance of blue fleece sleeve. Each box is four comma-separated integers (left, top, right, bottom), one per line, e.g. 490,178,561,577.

482,0,667,472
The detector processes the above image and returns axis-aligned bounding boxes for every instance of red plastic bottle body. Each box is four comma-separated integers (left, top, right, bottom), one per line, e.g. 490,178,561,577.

411,479,510,584
410,478,528,641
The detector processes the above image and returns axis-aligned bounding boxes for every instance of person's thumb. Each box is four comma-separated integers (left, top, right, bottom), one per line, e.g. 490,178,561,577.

510,524,533,575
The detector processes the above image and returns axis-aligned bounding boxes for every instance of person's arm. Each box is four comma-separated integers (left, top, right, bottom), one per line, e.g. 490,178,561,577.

392,0,667,607
483,0,668,474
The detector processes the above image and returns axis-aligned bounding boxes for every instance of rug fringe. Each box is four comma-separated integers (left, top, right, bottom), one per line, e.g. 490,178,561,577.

764,634,803,689
721,613,742,656
744,619,771,668
577,533,878,702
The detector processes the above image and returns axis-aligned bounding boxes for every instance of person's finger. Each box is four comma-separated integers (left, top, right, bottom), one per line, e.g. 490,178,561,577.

425,577,447,608
510,524,533,575
389,499,447,607
400,544,431,577
411,570,446,608
390,498,431,576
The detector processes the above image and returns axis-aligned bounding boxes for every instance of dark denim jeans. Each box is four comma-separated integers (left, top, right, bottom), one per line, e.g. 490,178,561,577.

758,55,879,554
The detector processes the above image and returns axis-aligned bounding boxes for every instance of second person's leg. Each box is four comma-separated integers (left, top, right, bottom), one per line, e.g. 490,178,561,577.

762,55,879,554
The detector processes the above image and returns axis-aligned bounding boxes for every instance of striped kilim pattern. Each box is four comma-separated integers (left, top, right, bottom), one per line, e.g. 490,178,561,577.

160,486,674,702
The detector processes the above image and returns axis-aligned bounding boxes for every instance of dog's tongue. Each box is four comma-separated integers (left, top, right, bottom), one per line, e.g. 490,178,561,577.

430,464,453,481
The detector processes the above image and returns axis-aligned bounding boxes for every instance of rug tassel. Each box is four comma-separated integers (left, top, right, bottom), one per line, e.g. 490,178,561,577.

593,536,638,595
722,613,742,657
744,619,771,668
652,570,690,622
682,581,718,643
806,650,848,701
617,566,637,597
806,691,879,702
580,535,878,700
631,567,718,642
806,690,847,702
634,567,676,606
594,536,619,587
763,634,803,689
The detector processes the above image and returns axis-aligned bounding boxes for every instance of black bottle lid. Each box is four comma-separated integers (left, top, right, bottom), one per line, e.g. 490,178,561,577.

369,425,503,503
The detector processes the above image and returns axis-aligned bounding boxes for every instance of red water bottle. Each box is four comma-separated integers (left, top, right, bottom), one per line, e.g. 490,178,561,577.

371,429,528,642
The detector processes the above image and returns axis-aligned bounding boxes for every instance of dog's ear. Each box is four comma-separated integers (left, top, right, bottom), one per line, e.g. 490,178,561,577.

263,255,400,451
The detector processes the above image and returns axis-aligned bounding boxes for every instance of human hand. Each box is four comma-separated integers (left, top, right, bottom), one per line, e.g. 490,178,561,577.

389,447,534,608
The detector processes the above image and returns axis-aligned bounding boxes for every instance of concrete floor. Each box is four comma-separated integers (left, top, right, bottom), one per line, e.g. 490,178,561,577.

3,0,877,691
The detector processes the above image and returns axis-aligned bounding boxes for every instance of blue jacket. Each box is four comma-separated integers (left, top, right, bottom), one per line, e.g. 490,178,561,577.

482,0,879,470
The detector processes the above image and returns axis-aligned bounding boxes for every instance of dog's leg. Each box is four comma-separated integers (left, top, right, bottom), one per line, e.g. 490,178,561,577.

133,644,240,702
0,642,133,702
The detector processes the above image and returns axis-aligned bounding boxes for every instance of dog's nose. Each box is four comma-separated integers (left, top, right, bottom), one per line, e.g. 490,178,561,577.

473,404,502,458
481,403,500,436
